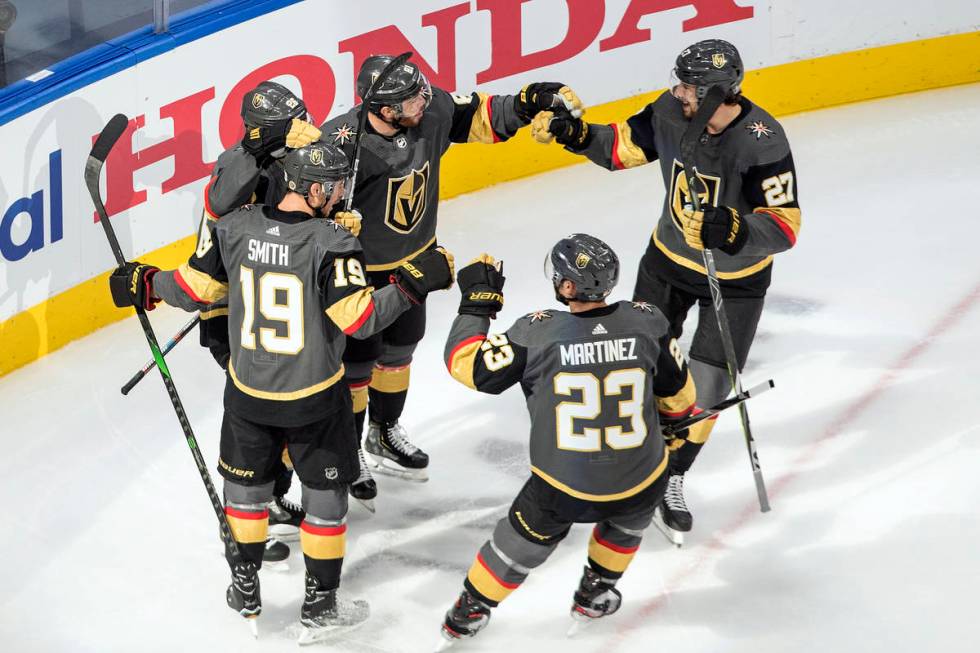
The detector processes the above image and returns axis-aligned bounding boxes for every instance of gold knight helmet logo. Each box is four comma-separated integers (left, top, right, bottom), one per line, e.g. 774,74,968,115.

251,93,265,109
575,253,591,269
310,147,323,165
384,161,430,233
712,53,727,69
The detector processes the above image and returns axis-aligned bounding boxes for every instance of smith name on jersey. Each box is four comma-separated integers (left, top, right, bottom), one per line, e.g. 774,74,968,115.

443,301,696,501
574,92,802,296
153,203,414,426
321,88,526,273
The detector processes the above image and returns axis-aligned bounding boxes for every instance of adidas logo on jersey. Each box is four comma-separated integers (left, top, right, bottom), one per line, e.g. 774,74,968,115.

265,225,280,236
592,323,608,335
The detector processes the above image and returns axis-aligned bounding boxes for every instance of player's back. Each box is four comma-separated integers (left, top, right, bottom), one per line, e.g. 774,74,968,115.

214,204,355,406
509,300,672,500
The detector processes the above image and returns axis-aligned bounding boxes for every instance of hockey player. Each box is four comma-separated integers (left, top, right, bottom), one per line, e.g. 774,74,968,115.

322,54,583,493
108,143,454,641
531,39,801,534
437,234,695,645
199,81,362,545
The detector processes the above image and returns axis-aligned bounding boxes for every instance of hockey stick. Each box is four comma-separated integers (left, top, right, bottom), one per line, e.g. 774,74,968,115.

343,51,413,212
678,86,771,512
86,115,246,567
120,314,201,395
663,379,774,436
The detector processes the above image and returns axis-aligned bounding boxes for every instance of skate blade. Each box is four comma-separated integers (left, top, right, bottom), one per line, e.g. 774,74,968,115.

354,496,376,513
567,609,595,637
297,618,367,646
366,454,428,482
652,507,684,548
433,631,457,652
247,616,258,639
268,524,301,542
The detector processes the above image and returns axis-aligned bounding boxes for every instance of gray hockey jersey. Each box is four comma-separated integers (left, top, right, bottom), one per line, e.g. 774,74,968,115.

444,301,695,501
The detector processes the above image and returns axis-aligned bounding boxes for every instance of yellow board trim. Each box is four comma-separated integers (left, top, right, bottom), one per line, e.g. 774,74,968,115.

4,32,979,377
228,361,345,400
531,448,668,502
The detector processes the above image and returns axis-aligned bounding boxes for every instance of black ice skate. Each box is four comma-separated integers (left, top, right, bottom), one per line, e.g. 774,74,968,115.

568,567,622,636
349,448,377,513
436,590,491,650
268,495,304,542
297,572,370,646
226,562,261,637
364,420,429,482
662,473,693,531
262,537,290,570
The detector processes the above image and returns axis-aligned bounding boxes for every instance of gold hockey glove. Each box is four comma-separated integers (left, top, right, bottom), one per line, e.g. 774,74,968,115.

334,210,362,237
285,119,322,149
515,82,584,123
682,205,747,254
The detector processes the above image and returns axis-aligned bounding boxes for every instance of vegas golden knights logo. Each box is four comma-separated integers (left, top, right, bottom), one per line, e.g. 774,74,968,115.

385,161,430,233
712,53,727,69
310,148,323,165
252,93,265,109
575,253,591,269
669,160,721,231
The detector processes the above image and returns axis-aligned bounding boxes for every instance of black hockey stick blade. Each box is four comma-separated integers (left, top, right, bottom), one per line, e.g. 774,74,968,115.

89,113,128,163
363,51,413,104
85,114,130,265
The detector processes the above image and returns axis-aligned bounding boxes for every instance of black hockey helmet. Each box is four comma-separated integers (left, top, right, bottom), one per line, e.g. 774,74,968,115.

356,54,431,116
241,81,307,128
282,141,350,197
673,39,743,100
545,234,619,303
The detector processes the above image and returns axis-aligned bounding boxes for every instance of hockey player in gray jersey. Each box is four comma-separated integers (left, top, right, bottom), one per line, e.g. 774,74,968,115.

197,80,337,556
532,39,801,534
109,143,454,643
322,54,583,488
436,234,695,646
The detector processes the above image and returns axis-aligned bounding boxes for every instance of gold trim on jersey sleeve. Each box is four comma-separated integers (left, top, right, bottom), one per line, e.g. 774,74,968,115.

364,236,438,272
758,206,802,240
656,373,696,417
530,449,668,502
325,287,374,335
174,262,228,303
652,229,773,279
227,361,345,400
467,92,498,144
612,121,649,169
447,335,486,390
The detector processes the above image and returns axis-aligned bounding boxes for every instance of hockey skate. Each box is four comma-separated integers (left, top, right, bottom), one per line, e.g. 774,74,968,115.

364,420,429,482
268,495,304,542
567,567,622,637
349,448,377,513
435,590,491,651
262,537,290,570
226,562,261,637
652,473,691,547
297,572,370,646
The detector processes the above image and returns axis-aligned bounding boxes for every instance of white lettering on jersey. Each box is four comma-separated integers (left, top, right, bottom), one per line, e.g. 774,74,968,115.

247,239,290,266
559,338,638,367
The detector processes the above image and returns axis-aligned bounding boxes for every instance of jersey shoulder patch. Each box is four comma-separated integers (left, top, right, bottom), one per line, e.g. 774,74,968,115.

523,309,554,324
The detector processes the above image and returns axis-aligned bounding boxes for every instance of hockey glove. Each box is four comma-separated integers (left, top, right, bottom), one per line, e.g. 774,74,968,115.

531,111,591,150
515,83,584,123
333,210,362,237
457,254,505,318
109,262,160,311
682,205,748,254
391,247,455,304
241,119,321,161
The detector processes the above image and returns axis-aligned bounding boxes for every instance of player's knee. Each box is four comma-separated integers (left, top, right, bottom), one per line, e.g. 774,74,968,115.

492,517,558,569
377,342,416,368
302,485,348,521
224,479,275,508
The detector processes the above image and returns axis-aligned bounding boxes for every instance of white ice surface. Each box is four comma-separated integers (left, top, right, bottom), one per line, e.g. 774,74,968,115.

2,84,980,653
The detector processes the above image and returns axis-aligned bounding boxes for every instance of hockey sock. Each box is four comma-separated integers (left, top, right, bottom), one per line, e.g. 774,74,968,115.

367,363,410,423
349,380,369,440
463,540,528,608
667,411,718,473
587,523,641,579
300,517,346,590
224,503,269,568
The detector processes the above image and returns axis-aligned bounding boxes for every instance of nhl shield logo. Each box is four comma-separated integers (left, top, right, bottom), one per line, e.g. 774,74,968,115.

575,253,591,269
310,148,323,165
712,53,727,69
325,467,338,480
384,161,430,233
251,93,265,109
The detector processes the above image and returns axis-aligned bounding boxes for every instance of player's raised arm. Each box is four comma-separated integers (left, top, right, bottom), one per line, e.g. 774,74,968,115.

444,255,526,394
444,82,583,145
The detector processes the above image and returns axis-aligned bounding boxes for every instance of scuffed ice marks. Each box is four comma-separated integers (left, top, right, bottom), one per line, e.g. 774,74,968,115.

475,437,530,479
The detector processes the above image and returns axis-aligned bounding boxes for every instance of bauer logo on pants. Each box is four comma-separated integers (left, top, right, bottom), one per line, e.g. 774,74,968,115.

384,161,430,233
